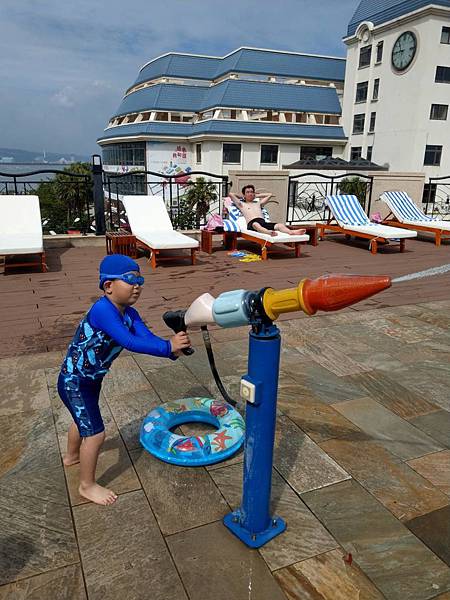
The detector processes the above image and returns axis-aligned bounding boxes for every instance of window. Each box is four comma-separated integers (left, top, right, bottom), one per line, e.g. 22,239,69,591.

222,143,241,164
102,142,146,166
351,147,362,160
424,145,442,166
441,26,450,44
260,144,278,164
359,45,372,68
366,146,373,161
155,112,169,121
355,81,368,103
422,183,437,204
353,113,365,134
300,146,333,160
369,112,376,132
376,41,384,63
430,104,448,120
372,79,380,100
196,143,202,164
435,66,450,83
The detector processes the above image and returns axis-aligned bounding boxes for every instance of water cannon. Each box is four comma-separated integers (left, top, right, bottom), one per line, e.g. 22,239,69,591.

164,274,392,335
162,273,391,549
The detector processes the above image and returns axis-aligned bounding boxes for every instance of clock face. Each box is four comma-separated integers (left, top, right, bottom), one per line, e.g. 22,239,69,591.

392,31,417,72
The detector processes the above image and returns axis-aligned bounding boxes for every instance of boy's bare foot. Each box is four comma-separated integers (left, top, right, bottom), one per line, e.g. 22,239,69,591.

79,483,118,505
63,454,80,466
288,228,306,235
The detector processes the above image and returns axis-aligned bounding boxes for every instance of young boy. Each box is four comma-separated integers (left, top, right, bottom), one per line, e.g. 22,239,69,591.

58,254,190,506
229,184,306,237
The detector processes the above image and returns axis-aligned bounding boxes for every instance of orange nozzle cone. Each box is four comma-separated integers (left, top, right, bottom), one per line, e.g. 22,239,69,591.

300,274,391,315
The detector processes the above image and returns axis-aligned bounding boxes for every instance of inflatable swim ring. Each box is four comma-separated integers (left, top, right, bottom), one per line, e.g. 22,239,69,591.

140,397,245,466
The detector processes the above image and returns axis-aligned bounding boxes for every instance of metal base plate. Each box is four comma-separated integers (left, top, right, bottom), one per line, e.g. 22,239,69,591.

223,511,286,548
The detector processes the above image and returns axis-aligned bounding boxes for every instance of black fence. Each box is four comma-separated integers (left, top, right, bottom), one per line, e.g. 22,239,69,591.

5,156,450,235
287,172,374,223
103,170,229,231
0,167,95,235
423,177,450,218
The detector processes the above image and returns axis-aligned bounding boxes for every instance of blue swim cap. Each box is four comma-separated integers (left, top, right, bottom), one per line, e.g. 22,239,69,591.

99,254,140,289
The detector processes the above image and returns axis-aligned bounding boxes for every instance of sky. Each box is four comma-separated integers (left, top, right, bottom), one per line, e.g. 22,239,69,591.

0,1,358,156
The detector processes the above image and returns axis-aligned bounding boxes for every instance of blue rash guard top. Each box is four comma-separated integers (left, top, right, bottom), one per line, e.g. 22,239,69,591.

61,296,174,381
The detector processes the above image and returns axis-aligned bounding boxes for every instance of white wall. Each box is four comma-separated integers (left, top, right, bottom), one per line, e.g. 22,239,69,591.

161,139,342,176
343,12,450,177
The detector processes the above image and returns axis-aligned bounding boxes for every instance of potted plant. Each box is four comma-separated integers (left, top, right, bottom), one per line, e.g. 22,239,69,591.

182,177,218,228
338,177,368,208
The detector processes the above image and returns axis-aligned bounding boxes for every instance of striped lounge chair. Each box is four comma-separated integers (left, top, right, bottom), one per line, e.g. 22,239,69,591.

317,194,416,254
380,190,450,247
222,200,309,260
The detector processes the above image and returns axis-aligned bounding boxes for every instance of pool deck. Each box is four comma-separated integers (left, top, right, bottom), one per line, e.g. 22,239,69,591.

1,235,450,599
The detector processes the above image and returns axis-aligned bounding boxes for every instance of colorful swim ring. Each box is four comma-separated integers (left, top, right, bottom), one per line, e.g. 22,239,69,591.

140,397,245,467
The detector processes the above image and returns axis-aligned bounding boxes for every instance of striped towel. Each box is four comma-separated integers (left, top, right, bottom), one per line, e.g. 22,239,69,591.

223,202,271,232
382,191,433,222
325,195,373,227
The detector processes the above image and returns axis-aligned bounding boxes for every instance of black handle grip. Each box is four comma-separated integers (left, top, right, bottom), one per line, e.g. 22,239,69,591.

162,310,194,356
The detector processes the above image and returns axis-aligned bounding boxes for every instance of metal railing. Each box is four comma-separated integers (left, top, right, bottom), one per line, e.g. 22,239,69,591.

287,172,374,223
103,169,229,230
423,177,450,219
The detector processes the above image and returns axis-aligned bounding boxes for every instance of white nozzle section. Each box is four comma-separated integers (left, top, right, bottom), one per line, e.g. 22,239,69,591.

184,293,216,328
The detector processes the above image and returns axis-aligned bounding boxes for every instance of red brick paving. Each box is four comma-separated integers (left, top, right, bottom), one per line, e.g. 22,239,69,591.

0,235,449,357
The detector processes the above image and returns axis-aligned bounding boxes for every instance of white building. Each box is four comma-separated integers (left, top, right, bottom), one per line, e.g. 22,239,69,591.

342,0,450,180
98,47,347,178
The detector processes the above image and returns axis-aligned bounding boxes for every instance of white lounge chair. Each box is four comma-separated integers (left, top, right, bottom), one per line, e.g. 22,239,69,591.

0,194,47,273
222,199,309,260
380,190,450,247
318,194,416,254
121,195,199,268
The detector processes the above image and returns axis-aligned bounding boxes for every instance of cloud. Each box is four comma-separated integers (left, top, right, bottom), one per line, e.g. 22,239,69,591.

0,0,358,155
51,86,76,108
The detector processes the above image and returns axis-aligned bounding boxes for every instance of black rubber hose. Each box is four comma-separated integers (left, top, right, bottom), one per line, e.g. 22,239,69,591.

201,326,237,407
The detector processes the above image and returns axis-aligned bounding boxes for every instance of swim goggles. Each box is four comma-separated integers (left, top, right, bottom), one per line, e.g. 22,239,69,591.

100,272,145,287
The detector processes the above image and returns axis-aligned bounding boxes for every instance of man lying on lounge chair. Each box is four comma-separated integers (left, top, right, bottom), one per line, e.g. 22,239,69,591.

229,185,306,237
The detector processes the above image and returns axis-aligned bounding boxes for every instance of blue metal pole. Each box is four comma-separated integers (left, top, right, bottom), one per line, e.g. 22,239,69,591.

223,323,286,548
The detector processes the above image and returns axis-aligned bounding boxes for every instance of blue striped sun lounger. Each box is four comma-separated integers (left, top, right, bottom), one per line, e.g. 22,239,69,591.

380,190,450,246
321,194,416,254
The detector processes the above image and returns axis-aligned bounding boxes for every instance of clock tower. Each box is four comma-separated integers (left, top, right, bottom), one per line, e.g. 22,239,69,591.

341,0,450,179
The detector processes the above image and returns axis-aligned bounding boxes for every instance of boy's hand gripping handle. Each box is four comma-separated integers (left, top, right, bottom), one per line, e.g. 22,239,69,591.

162,310,195,356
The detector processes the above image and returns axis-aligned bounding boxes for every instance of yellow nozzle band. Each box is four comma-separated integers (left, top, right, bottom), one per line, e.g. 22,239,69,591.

262,279,310,321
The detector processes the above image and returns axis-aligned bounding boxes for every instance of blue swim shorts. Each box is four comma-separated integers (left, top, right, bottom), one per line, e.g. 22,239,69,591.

57,373,105,437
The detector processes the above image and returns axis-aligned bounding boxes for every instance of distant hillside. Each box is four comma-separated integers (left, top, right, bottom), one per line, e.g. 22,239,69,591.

0,147,90,164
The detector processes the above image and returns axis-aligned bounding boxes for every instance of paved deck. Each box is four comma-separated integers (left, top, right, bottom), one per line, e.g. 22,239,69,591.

1,236,450,599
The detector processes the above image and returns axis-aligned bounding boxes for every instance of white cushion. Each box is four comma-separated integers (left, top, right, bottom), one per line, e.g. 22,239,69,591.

0,195,44,254
243,230,310,243
136,231,198,250
122,195,198,251
122,195,174,232
402,219,450,230
0,234,43,254
346,224,417,239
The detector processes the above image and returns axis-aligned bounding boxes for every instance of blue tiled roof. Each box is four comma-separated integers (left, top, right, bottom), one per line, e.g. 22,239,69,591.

133,48,346,87
347,0,450,35
112,80,342,118
97,120,347,143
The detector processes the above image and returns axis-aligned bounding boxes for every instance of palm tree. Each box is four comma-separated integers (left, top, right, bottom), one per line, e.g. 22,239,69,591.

183,177,218,228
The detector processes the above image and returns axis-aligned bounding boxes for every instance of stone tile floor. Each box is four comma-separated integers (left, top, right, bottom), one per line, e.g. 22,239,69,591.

1,240,450,599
